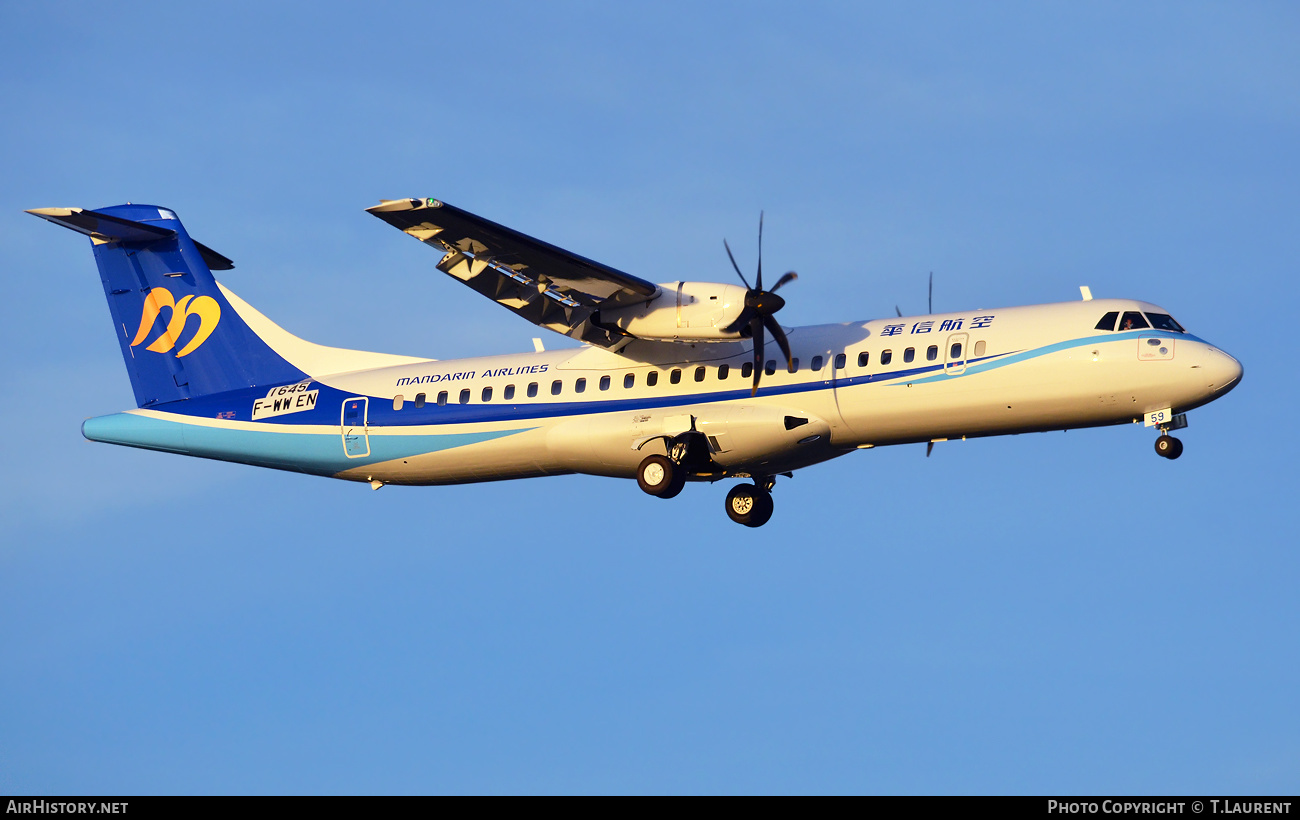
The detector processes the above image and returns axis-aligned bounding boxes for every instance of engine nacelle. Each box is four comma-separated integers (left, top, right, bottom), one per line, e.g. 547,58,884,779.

596,281,749,341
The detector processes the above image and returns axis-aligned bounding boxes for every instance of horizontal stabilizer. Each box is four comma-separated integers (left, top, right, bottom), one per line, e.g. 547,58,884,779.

27,207,234,269
27,207,176,243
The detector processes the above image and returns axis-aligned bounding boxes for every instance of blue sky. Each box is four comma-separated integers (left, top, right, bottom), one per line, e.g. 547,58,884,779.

1,1,1296,794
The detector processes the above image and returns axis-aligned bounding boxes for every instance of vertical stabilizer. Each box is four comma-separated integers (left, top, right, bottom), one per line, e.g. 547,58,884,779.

28,204,306,407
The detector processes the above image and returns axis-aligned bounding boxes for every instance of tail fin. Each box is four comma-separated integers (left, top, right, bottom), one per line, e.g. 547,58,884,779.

28,204,307,407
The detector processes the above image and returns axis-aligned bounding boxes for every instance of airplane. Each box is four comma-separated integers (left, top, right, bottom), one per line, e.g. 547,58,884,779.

28,198,1243,527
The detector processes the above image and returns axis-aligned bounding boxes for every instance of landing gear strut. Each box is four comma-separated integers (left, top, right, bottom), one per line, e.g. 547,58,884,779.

725,482,774,528
1154,434,1183,460
1152,412,1189,460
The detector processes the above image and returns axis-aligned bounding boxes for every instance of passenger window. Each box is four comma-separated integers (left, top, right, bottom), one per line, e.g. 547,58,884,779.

670,369,682,384
481,386,492,402
790,358,799,372
1095,311,1119,331
881,350,893,366
1146,312,1185,333
764,360,776,376
811,356,823,371
504,385,515,401
527,383,538,398
694,366,705,382
1119,311,1150,331
973,341,986,357
600,375,611,391
575,378,586,394
926,345,938,361
437,391,448,406
857,351,870,367
718,364,730,379
950,342,962,359
459,389,470,404
551,380,563,395
741,362,753,379
414,393,426,409
834,353,846,369
647,371,659,387
624,373,635,388
393,395,404,411
904,348,915,363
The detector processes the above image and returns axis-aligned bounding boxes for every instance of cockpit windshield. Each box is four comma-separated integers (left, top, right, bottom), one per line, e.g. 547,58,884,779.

1094,310,1186,333
1118,311,1149,331
1145,313,1185,333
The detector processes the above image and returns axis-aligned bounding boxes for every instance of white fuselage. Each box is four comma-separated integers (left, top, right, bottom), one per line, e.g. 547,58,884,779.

89,297,1243,488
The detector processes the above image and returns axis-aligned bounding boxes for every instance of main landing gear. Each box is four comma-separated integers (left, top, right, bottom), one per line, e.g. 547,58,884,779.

725,481,774,528
636,453,685,499
636,452,778,527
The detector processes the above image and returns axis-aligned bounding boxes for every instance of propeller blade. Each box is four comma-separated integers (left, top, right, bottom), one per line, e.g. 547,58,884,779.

756,212,764,292
723,239,751,290
928,271,933,314
751,317,765,396
895,305,902,317
765,315,794,373
721,309,754,335
770,271,798,293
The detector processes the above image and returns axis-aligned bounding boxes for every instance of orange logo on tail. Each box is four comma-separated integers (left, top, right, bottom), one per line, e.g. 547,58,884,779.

130,287,221,357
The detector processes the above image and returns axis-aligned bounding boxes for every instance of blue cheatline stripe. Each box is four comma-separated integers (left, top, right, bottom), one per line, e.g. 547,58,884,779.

150,330,1208,428
82,413,535,476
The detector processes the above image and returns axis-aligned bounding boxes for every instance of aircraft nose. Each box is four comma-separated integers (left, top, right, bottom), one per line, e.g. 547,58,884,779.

1205,347,1244,395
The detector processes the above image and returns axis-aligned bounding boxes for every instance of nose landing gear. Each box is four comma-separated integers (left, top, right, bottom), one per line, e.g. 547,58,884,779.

1151,412,1189,460
1155,434,1184,460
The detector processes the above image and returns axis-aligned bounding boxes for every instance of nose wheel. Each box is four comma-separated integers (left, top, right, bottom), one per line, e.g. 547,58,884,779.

1155,434,1184,460
725,482,774,527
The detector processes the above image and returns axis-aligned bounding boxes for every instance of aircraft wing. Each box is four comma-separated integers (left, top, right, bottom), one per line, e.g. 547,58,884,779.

367,198,660,348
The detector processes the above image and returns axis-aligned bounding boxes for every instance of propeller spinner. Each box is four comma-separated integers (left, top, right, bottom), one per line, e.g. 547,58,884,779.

722,213,798,396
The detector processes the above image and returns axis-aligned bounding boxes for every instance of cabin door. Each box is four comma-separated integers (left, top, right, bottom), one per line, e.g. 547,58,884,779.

944,333,969,375
341,397,370,458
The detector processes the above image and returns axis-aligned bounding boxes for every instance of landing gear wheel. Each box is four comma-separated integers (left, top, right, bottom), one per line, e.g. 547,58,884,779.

637,454,685,498
725,483,774,528
1155,435,1184,460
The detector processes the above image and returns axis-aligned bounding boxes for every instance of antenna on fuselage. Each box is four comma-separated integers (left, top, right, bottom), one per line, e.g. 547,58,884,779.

896,272,934,318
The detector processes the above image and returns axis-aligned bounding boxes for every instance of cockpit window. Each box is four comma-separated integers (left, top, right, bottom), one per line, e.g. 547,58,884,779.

1118,311,1150,331
1145,313,1185,333
1095,311,1118,331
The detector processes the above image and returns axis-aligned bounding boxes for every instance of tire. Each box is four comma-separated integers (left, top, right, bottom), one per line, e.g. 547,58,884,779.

637,454,684,498
725,483,774,527
1167,437,1184,460
1155,435,1178,459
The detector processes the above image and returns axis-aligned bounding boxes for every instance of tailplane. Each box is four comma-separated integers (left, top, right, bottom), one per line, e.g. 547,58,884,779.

28,204,307,407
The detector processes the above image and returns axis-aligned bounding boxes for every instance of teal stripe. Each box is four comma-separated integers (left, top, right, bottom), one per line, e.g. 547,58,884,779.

83,413,533,476
902,331,1205,385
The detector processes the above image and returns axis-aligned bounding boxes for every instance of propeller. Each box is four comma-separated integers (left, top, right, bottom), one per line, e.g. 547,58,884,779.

721,213,798,396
